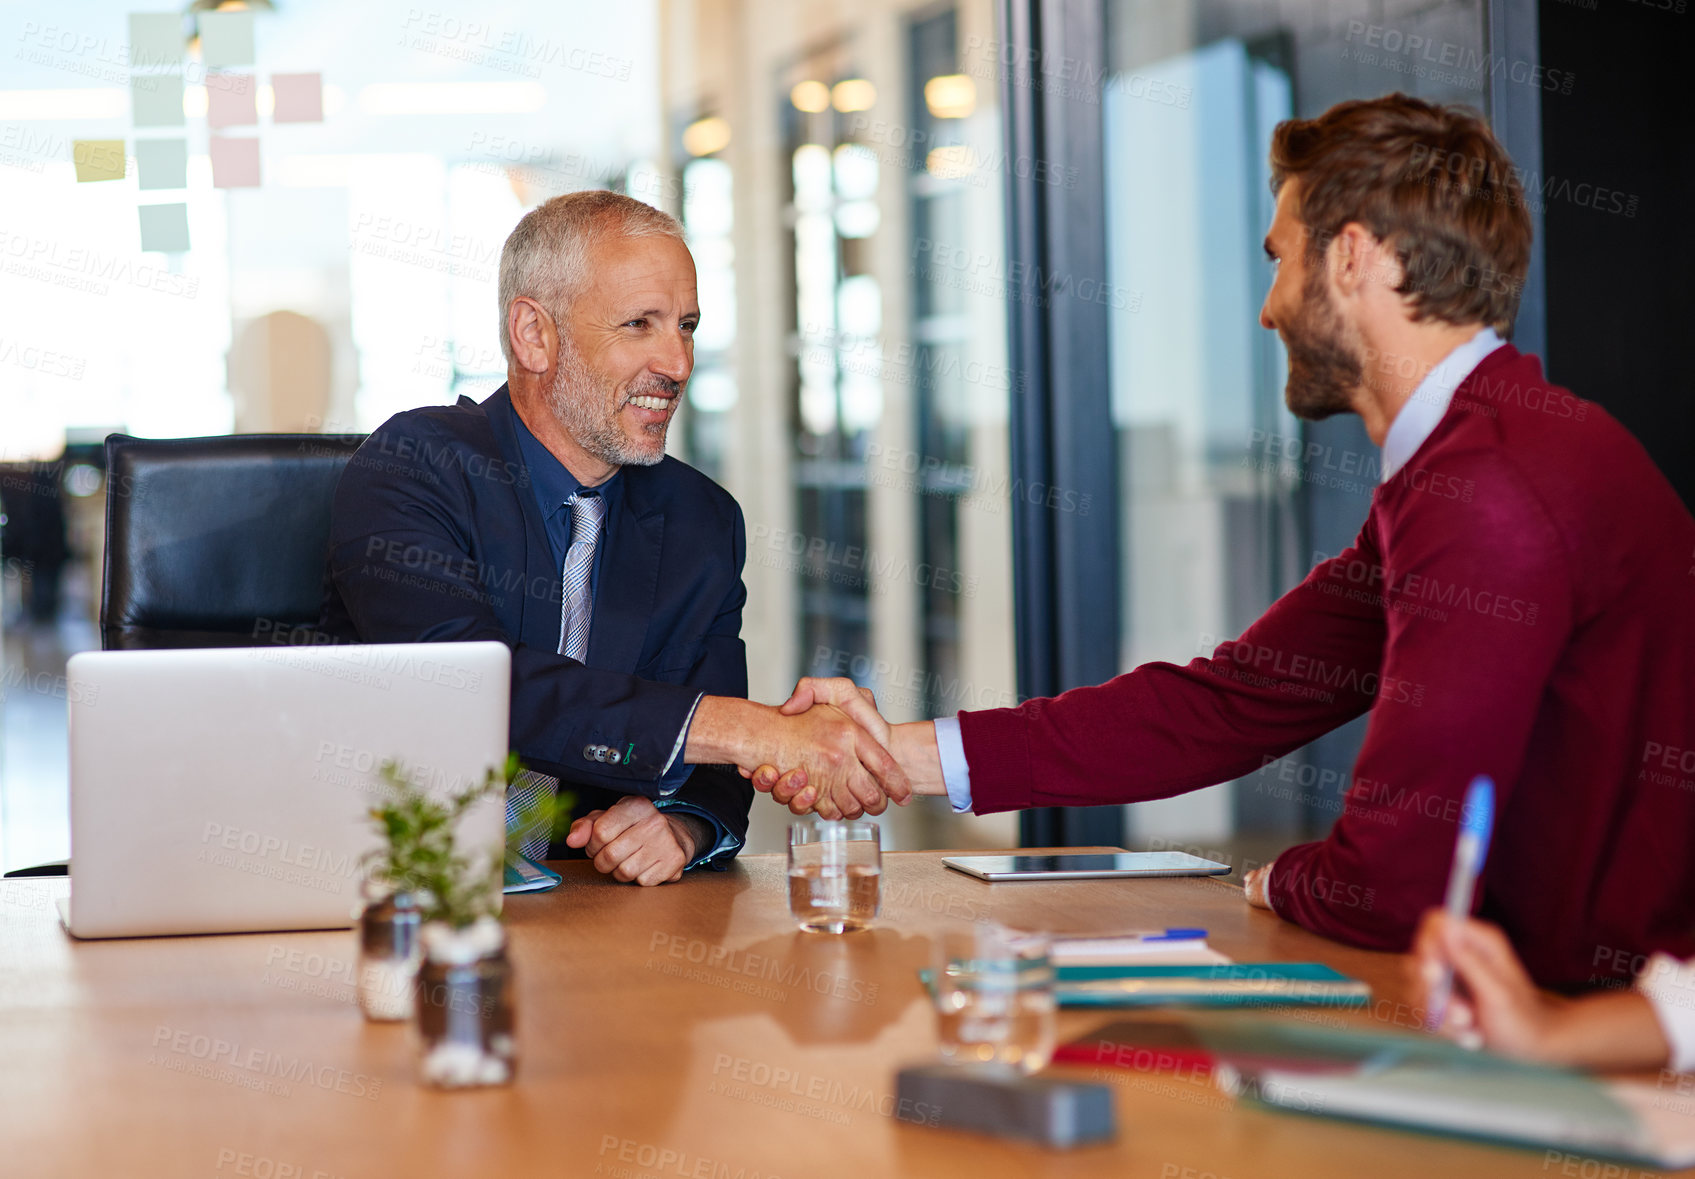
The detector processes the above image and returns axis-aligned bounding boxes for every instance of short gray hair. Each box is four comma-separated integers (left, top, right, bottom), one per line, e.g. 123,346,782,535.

497,190,685,366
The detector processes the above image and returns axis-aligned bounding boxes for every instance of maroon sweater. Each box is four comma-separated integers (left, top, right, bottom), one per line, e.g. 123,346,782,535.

958,346,1695,989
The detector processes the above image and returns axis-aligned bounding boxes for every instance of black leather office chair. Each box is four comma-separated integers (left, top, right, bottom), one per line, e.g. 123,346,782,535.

101,432,365,650
1,433,366,878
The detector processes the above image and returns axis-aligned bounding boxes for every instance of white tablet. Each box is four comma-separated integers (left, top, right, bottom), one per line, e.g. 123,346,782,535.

941,852,1232,882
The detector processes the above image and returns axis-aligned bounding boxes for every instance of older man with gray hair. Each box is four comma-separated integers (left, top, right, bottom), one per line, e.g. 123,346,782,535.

321,190,907,884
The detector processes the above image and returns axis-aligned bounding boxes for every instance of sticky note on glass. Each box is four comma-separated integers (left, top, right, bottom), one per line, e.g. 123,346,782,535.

72,139,126,182
139,203,190,253
199,9,254,68
131,72,184,127
128,12,182,69
209,135,260,188
271,72,323,123
135,138,187,190
207,72,257,128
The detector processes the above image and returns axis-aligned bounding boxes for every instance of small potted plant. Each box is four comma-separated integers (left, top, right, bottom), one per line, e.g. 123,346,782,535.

358,754,561,1089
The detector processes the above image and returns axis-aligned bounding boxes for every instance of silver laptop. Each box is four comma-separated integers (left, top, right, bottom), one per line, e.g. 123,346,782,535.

61,641,510,938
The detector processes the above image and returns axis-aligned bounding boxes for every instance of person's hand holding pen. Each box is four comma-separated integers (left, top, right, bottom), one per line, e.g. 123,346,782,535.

1412,775,1675,1071
1413,910,1566,1056
1410,910,1673,1070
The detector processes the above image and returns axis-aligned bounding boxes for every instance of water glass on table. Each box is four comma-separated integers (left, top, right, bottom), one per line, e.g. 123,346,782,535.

787,820,881,933
931,924,1057,1074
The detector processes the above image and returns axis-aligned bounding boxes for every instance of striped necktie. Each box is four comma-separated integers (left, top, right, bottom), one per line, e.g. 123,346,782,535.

557,492,605,661
509,491,605,860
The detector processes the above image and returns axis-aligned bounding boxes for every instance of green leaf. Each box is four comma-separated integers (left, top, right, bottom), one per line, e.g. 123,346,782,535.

364,754,516,928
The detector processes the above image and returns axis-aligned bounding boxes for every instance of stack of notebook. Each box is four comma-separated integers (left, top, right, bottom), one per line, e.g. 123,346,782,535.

931,929,1372,1010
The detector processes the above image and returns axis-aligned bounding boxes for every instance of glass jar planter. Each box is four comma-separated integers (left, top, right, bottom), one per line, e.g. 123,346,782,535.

356,880,422,1022
415,917,515,1088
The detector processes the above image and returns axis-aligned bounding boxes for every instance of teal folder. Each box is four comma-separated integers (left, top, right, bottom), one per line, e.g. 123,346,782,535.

1053,963,1370,1008
919,962,1370,1009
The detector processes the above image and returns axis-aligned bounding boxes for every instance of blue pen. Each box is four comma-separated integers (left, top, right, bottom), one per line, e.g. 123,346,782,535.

1424,775,1496,1033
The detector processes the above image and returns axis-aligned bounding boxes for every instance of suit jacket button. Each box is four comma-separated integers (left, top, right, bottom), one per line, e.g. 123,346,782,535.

583,745,598,761
605,749,621,765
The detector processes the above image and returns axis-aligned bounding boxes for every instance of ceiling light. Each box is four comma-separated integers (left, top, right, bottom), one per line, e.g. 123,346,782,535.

682,116,731,157
924,74,976,119
831,78,875,112
790,80,830,114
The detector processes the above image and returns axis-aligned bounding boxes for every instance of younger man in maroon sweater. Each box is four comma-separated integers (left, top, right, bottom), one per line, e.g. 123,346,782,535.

758,94,1695,991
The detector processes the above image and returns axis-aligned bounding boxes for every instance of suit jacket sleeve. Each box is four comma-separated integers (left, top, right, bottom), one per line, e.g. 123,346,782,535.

638,506,754,852
325,414,702,795
1266,456,1573,949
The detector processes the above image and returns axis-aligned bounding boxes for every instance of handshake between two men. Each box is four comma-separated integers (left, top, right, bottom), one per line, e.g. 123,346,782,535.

557,677,931,887
684,676,931,819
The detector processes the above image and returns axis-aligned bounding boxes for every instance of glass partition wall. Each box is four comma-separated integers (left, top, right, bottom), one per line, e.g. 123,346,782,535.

1096,0,1497,860
661,0,1018,852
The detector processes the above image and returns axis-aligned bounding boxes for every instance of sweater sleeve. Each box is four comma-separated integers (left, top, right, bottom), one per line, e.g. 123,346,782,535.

956,520,1391,813
1267,457,1575,949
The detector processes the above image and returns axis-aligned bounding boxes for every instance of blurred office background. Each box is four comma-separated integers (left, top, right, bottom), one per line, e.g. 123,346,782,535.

2,0,1688,871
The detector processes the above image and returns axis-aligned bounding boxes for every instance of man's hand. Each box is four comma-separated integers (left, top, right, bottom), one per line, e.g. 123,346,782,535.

563,795,703,885
747,677,949,815
753,701,908,819
752,677,893,813
1243,862,1275,909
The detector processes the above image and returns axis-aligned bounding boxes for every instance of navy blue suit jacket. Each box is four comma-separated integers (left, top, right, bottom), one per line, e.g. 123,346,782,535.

318,384,752,855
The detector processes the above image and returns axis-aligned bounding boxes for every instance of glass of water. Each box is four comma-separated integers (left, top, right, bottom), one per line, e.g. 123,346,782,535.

931,924,1056,1073
787,820,881,933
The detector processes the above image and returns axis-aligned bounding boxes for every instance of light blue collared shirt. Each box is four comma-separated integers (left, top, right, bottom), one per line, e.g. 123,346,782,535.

510,405,735,869
933,326,1508,815
1380,327,1503,483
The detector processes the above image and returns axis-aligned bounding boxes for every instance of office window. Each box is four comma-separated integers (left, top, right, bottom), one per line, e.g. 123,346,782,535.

659,0,1017,851
677,155,738,482
1095,0,1492,852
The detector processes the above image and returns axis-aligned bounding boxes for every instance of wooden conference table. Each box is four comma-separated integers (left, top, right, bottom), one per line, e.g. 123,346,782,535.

2,849,1681,1178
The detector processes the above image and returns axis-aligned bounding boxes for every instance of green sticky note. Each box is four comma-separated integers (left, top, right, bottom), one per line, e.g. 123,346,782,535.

135,138,187,190
131,72,184,127
128,12,182,69
72,139,126,182
199,9,254,68
138,203,190,253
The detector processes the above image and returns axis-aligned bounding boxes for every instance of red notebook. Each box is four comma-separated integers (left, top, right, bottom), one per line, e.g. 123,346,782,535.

1054,1016,1386,1078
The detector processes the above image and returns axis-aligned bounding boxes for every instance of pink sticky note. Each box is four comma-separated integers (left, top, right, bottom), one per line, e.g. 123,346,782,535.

209,135,260,188
271,72,323,124
207,72,257,129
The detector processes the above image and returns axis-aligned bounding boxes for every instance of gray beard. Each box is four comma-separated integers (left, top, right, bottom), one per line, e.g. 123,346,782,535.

546,340,674,468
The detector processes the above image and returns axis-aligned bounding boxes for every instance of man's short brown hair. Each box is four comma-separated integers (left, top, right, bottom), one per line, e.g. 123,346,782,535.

1269,93,1531,334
